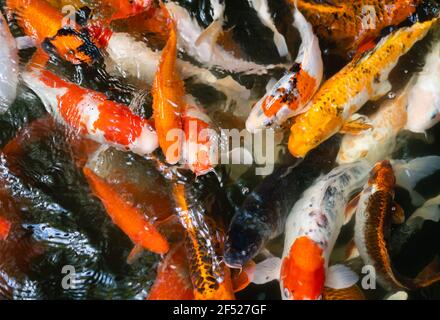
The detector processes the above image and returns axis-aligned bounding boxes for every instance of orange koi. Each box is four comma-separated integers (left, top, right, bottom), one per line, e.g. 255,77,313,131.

294,0,422,55
148,242,194,300
83,167,169,255
22,68,158,156
172,183,235,300
152,16,184,164
288,18,437,158
6,0,100,64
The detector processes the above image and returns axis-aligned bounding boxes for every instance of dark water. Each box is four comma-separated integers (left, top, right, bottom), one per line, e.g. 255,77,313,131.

0,0,439,300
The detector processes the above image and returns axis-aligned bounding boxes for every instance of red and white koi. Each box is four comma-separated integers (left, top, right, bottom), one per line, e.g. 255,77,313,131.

22,68,158,156
0,13,19,113
337,84,411,165
280,161,371,300
246,7,322,131
405,36,440,133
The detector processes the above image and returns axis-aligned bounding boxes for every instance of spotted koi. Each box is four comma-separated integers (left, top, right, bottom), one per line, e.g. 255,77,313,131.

288,18,438,158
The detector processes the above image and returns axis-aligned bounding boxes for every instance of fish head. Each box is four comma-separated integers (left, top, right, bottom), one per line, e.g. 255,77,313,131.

369,160,395,189
224,222,264,269
280,236,325,300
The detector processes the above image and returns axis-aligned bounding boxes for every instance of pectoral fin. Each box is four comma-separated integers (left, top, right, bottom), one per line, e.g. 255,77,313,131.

325,264,359,290
340,114,373,135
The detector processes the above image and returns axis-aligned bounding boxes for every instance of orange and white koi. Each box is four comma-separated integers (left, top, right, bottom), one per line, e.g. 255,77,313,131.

354,157,440,291
288,18,438,158
22,68,158,156
0,12,19,113
337,84,410,165
246,7,323,132
280,161,370,300
6,0,101,65
405,36,440,133
172,182,235,300
294,0,422,56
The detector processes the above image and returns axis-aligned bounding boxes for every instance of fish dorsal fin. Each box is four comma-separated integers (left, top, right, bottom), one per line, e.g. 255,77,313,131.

340,114,373,135
325,264,359,289
345,192,361,225
345,238,360,261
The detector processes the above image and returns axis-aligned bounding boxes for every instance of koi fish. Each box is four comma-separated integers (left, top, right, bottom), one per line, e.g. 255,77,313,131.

83,166,169,255
322,285,365,300
280,161,370,300
0,13,19,113
22,68,158,156
152,16,184,164
294,0,422,56
6,0,100,64
405,36,440,133
148,242,194,300
288,18,438,158
354,157,440,291
246,7,323,132
248,0,290,59
337,83,410,164
224,154,328,269
172,182,235,300
164,1,281,75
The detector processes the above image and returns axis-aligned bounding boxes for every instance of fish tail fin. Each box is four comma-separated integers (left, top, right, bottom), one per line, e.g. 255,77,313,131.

392,156,440,206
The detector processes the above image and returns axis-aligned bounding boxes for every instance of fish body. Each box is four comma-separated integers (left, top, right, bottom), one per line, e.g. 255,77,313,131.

0,13,19,113
337,85,410,164
22,68,158,156
288,18,437,158
295,0,421,55
83,167,169,254
148,242,194,300
172,183,235,300
246,7,323,132
405,38,440,133
355,158,440,291
224,158,323,269
108,0,153,21
281,161,371,300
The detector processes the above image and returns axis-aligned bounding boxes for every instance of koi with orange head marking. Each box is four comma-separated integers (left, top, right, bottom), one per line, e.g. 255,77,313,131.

293,0,422,56
22,68,158,156
6,0,101,64
288,18,438,159
354,157,440,291
171,182,235,300
246,7,323,132
83,166,169,255
280,161,370,299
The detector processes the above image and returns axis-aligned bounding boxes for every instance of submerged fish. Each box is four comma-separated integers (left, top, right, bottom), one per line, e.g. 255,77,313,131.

6,0,101,64
83,166,169,255
294,0,422,56
280,161,370,300
172,182,235,300
224,157,324,269
164,1,281,75
405,36,440,133
354,157,440,291
288,18,438,158
0,13,19,113
22,68,158,156
107,0,153,22
337,83,410,164
246,7,323,132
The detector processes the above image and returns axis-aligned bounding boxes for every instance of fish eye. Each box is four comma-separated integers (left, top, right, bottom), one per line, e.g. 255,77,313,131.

284,288,292,299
